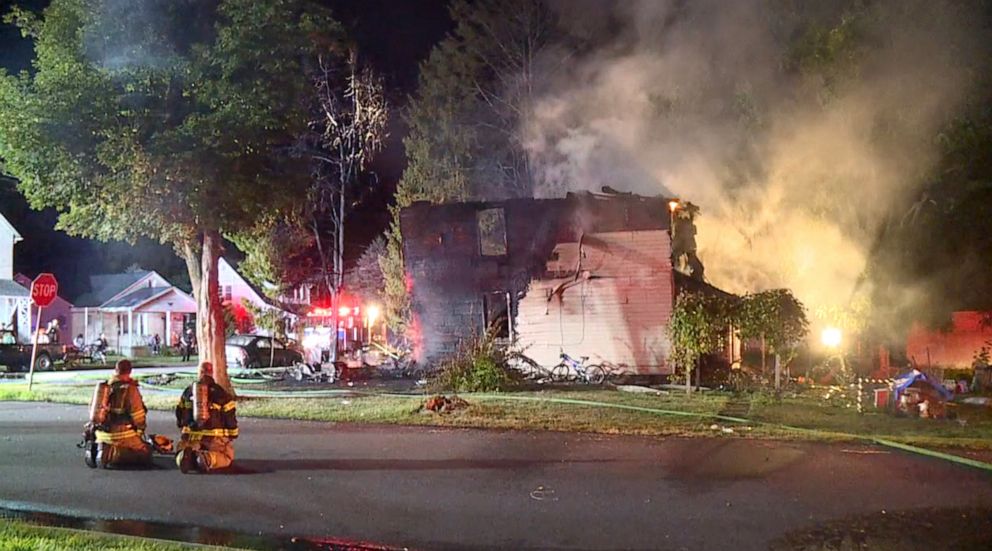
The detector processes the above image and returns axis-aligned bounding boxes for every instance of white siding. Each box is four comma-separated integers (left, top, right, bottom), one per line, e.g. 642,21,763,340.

0,222,15,281
515,230,674,374
218,258,267,311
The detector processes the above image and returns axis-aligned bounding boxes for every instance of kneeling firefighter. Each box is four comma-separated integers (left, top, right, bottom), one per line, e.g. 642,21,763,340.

83,360,152,468
175,362,238,473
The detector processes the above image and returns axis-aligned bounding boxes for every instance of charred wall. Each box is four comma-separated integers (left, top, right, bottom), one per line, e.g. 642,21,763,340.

400,193,673,367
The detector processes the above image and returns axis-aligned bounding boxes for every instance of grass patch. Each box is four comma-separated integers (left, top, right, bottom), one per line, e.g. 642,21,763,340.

238,390,728,436
0,383,178,410
3,381,992,450
240,394,425,423
0,518,238,550
749,392,992,449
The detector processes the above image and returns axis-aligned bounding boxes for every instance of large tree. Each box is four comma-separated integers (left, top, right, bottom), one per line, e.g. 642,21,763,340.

668,291,731,396
736,289,809,391
383,0,559,331
0,0,341,390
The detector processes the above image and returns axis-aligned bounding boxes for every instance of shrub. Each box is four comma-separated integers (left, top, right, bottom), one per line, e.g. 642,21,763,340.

429,325,517,392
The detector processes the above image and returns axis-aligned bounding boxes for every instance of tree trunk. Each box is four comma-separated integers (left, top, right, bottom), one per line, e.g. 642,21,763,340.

182,231,231,393
182,240,202,302
332,177,346,362
760,333,767,375
686,361,693,396
774,353,781,395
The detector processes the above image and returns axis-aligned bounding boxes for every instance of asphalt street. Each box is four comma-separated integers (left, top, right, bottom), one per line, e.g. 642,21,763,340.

0,401,990,550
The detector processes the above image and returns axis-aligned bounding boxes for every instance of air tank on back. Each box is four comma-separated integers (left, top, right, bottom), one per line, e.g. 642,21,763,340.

88,381,111,426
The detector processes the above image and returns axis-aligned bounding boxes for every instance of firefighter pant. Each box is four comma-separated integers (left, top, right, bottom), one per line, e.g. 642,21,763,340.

95,430,152,467
176,435,235,471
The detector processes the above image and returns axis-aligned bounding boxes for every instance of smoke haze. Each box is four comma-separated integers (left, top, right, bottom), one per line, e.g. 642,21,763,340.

525,0,986,329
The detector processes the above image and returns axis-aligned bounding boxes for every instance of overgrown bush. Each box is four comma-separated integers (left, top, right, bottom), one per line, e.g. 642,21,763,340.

429,325,517,392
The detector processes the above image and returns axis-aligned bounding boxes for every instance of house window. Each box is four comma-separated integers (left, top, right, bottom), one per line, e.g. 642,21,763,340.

483,291,511,339
222,285,233,302
477,208,507,256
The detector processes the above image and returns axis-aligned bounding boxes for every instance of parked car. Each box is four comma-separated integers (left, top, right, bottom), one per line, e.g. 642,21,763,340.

225,334,304,370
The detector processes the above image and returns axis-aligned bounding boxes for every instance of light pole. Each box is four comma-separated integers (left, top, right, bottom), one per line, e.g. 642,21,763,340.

668,199,680,263
821,326,846,376
366,304,380,342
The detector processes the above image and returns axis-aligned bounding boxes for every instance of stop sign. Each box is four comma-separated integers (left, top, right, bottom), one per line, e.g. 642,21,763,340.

30,273,58,308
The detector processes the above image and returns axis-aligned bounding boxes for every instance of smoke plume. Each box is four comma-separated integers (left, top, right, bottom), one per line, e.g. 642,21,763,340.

524,0,985,328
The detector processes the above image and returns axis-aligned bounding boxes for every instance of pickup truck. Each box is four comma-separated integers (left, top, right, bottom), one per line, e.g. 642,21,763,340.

0,342,68,372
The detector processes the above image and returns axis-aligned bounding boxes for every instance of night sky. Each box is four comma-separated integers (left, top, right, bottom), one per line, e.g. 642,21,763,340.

0,0,453,299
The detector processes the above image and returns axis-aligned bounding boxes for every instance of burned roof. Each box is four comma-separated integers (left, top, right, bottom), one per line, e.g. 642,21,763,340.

674,271,738,301
404,190,676,239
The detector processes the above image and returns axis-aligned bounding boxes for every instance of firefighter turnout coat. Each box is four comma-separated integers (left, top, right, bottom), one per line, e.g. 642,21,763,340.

175,376,238,471
94,376,152,466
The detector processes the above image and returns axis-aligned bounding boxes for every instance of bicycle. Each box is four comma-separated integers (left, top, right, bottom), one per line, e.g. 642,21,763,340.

551,352,608,384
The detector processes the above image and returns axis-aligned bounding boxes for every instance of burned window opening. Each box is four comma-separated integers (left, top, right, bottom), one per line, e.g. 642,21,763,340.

477,208,507,256
483,291,511,339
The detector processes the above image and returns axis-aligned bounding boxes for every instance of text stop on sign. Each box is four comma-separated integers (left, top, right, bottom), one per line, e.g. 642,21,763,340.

30,273,59,308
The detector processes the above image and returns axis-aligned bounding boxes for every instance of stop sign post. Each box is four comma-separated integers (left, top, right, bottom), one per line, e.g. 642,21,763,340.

27,273,59,390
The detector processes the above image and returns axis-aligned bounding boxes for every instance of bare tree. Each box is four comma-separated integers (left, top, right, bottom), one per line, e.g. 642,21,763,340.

308,51,388,359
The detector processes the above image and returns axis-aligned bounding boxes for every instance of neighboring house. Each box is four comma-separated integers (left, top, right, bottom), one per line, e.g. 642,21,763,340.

218,257,308,335
14,273,73,344
400,190,735,374
71,271,196,355
906,311,992,370
219,257,269,313
218,257,268,333
0,213,30,343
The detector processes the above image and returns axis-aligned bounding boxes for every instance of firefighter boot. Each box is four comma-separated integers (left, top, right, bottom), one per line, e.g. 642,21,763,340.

194,451,209,473
178,449,197,474
84,440,98,469
97,443,113,469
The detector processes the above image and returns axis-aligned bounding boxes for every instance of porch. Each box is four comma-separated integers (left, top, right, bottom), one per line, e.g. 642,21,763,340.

72,287,196,356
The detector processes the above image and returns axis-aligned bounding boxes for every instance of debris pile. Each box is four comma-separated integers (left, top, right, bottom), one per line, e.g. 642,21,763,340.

424,395,469,414
142,373,179,386
893,369,954,419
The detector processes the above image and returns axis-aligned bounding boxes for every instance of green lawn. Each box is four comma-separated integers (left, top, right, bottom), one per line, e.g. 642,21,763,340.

3,380,991,451
0,519,239,551
236,389,730,437
748,392,992,449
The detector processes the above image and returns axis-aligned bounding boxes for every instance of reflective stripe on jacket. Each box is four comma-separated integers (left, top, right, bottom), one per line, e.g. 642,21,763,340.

180,426,240,438
95,428,141,443
175,376,238,439
99,376,147,445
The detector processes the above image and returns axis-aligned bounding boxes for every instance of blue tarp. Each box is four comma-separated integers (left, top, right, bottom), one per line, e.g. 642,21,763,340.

893,369,954,402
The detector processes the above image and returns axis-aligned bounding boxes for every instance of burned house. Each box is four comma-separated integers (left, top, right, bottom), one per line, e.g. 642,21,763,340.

400,190,733,374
